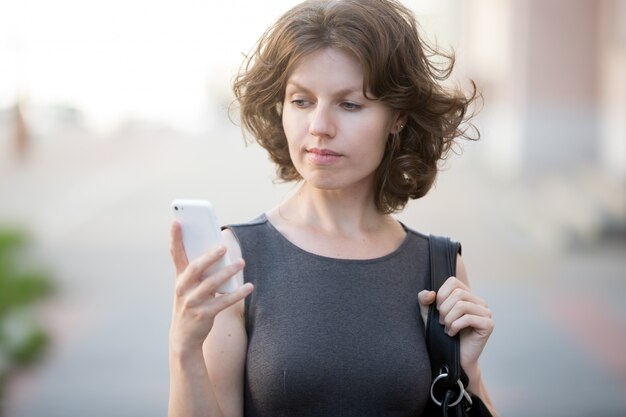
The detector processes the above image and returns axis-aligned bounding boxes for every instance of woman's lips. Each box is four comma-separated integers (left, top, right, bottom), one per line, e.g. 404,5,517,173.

306,148,343,165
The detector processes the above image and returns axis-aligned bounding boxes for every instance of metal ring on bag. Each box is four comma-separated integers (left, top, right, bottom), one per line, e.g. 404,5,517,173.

429,372,467,407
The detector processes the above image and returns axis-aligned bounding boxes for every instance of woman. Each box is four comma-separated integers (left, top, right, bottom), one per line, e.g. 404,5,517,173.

168,1,497,416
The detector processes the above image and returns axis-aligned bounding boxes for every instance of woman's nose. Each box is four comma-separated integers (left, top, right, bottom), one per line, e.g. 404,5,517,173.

308,104,336,138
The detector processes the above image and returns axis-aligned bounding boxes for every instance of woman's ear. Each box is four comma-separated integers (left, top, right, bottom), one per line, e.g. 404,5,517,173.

391,114,408,134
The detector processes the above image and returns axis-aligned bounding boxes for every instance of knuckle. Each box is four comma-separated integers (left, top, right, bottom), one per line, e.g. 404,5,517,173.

449,321,459,333
452,287,465,299
436,292,447,307
187,260,203,276
174,283,185,299
445,305,457,319
189,308,209,324
181,297,195,310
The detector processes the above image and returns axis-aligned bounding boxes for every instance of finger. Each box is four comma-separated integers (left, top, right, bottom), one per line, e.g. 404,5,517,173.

448,314,495,337
185,265,249,310
435,276,469,309
441,300,492,330
176,245,228,295
417,290,436,326
170,221,188,275
418,290,436,306
192,259,245,301
207,282,254,317
438,287,488,322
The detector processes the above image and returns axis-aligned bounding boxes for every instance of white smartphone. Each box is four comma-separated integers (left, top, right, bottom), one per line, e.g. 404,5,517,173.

171,199,238,293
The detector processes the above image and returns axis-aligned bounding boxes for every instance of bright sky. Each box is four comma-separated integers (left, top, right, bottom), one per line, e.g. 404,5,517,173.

0,0,446,132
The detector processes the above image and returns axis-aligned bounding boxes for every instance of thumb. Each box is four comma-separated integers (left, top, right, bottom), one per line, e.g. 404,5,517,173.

418,290,436,306
418,290,436,327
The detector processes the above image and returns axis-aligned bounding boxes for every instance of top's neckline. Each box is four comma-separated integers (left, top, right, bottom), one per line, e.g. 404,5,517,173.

259,212,413,264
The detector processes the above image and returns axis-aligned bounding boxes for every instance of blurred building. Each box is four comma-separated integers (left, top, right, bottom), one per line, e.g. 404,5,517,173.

441,0,626,248
458,0,625,181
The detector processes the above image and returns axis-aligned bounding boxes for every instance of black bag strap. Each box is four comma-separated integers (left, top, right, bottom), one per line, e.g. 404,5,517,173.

426,235,470,416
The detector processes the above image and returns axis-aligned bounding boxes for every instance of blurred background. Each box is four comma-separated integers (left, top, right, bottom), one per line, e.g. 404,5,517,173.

0,0,624,416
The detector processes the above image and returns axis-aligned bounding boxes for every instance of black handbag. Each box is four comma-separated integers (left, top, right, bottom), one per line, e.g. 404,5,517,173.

422,235,493,417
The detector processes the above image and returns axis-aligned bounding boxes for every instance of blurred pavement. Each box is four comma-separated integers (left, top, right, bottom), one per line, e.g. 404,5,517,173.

1,122,625,417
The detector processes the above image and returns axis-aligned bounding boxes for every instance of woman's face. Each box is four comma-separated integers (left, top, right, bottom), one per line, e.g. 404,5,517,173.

282,48,400,193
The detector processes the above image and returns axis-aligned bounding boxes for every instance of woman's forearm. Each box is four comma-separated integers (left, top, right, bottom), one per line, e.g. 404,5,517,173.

168,345,223,417
465,365,499,417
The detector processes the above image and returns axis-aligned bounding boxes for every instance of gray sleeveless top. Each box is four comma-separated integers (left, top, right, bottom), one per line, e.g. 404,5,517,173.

228,214,431,417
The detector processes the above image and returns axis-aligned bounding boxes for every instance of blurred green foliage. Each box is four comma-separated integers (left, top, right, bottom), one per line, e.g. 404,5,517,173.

0,227,54,402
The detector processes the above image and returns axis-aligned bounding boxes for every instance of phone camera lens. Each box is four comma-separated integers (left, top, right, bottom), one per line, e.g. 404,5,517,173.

174,206,179,211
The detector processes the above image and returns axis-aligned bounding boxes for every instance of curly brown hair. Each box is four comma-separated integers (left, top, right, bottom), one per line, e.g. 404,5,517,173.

233,0,479,214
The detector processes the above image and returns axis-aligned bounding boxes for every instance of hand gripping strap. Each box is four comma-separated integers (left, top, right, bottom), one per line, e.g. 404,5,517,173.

426,235,470,414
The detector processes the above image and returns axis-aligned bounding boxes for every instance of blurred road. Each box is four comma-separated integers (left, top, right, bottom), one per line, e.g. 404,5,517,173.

1,123,625,417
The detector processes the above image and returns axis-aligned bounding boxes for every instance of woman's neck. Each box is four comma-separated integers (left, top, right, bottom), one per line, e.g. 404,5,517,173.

274,182,390,236
265,181,406,260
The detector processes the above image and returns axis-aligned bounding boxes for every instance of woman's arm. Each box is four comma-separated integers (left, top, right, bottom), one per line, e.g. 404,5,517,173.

202,230,250,417
449,255,497,415
418,254,498,417
168,224,252,417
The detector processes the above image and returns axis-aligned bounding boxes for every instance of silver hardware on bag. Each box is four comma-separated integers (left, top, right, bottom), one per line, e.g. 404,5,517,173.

430,372,473,408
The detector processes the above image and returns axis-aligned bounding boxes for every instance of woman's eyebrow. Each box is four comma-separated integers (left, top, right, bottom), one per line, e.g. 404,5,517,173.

285,81,364,97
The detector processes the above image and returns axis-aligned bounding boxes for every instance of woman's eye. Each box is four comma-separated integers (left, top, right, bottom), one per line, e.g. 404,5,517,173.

291,99,310,108
341,102,361,110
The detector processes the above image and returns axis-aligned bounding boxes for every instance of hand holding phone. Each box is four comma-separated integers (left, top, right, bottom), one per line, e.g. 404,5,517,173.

171,199,238,293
